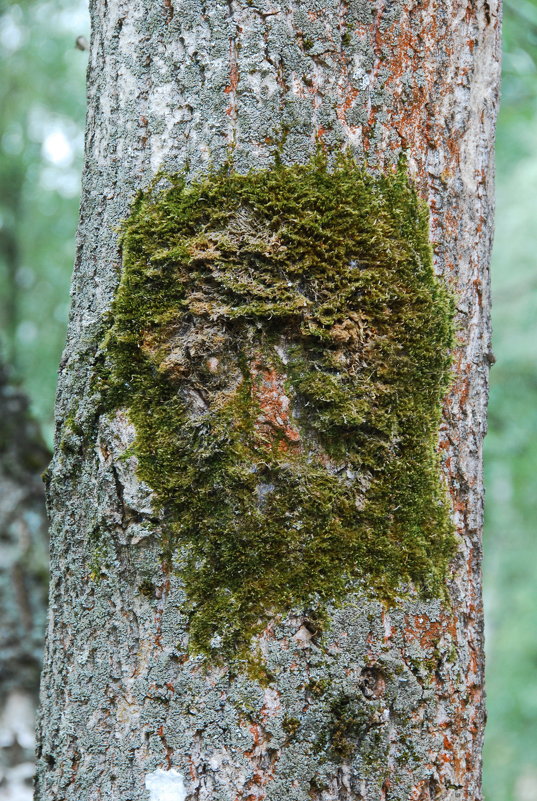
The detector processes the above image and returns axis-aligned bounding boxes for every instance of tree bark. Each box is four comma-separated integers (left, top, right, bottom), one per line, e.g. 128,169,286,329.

36,2,500,800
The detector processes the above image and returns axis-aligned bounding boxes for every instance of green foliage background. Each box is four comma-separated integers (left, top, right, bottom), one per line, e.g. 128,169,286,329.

1,1,536,797
0,0,86,441
483,3,537,799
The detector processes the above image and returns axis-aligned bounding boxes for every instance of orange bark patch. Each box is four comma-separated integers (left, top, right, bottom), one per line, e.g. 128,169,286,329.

404,611,456,653
250,359,301,452
225,63,239,94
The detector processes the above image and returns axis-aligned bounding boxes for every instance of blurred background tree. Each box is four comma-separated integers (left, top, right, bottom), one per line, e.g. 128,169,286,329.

0,2,87,797
0,364,49,801
0,1,536,799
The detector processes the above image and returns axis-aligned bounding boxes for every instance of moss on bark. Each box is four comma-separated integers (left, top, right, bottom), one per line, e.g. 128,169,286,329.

99,154,455,662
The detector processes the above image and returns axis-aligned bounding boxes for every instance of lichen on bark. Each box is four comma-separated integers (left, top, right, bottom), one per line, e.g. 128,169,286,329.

99,153,455,662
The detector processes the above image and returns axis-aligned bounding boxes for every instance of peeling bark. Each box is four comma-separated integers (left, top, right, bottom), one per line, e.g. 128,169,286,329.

36,1,500,799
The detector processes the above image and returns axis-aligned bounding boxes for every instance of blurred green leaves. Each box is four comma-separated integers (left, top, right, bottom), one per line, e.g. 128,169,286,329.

500,1,537,164
0,0,88,440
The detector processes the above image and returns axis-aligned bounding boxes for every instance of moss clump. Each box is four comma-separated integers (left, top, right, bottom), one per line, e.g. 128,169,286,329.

319,694,371,761
100,153,455,661
282,717,301,739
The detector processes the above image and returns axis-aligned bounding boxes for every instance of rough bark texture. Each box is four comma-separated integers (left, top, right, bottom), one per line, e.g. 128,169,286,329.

36,2,500,800
0,367,49,800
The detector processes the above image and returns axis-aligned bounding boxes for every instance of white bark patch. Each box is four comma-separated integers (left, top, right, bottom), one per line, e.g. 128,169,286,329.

145,769,187,801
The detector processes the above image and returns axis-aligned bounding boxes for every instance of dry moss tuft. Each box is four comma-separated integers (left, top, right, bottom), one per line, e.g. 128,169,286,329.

99,153,456,661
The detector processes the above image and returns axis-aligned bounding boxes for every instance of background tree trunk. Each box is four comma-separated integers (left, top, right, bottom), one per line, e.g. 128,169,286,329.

36,2,500,800
0,365,49,800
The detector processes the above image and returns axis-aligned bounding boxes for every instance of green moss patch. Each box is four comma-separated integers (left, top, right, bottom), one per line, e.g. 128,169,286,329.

319,694,371,761
99,154,455,661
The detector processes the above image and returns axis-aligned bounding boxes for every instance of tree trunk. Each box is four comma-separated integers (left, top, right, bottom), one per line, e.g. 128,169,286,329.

36,2,500,800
